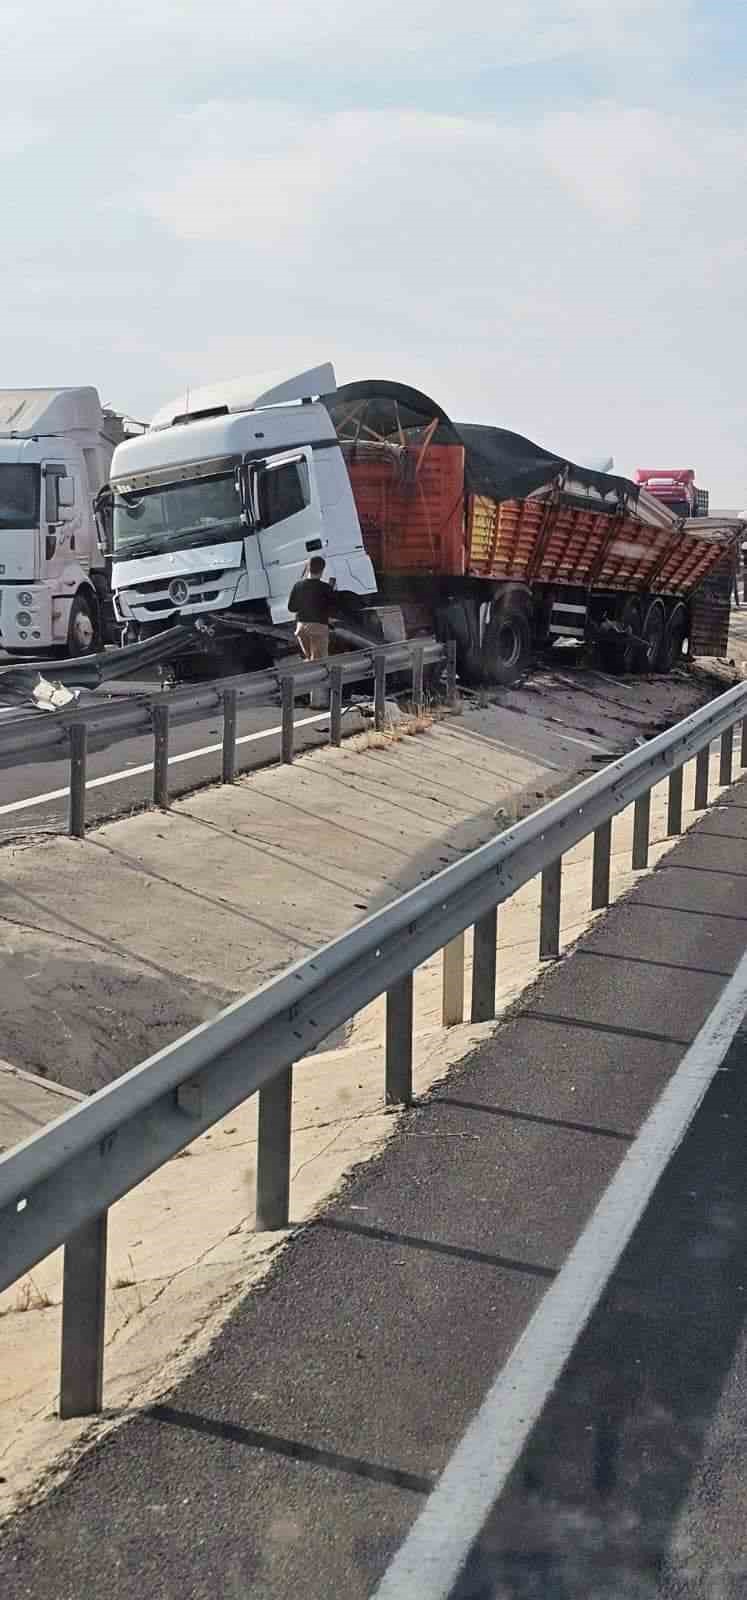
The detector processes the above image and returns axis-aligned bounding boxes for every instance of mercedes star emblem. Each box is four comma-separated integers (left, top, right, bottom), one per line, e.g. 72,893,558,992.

168,578,190,606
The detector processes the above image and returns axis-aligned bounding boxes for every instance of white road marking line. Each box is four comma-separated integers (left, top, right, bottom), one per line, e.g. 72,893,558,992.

0,714,328,818
554,731,616,755
373,947,747,1600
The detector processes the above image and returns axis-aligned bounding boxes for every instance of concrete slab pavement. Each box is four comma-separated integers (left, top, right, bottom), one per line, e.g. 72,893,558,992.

0,668,711,1096
0,1061,81,1155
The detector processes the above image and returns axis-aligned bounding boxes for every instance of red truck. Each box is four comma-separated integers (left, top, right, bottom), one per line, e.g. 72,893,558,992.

326,381,742,683
635,469,710,520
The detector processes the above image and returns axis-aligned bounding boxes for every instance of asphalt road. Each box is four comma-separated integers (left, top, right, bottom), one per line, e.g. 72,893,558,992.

2,782,747,1597
451,1020,747,1600
0,677,364,839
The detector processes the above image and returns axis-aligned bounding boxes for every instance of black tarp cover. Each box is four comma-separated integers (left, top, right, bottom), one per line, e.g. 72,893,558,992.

325,380,638,508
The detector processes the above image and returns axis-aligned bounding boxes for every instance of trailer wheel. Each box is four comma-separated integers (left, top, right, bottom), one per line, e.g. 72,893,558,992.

599,598,642,675
66,592,98,657
642,599,667,672
660,603,688,672
480,598,532,686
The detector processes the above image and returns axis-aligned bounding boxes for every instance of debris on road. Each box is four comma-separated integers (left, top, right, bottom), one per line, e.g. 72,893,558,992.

30,677,79,713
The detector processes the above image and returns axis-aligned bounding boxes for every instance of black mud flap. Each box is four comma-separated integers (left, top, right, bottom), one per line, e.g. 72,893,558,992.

436,598,481,683
438,601,479,675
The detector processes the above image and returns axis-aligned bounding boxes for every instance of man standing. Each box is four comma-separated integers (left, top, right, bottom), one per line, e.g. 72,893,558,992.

288,555,336,660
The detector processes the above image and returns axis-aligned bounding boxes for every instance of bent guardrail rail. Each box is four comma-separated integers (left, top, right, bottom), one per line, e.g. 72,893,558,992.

0,638,451,836
1,676,746,1416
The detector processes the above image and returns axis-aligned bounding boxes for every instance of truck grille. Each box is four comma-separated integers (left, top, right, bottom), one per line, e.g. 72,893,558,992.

140,591,220,612
130,571,221,596
124,570,231,614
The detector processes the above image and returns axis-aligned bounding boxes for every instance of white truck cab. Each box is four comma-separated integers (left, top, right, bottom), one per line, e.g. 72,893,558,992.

107,364,375,661
0,387,126,655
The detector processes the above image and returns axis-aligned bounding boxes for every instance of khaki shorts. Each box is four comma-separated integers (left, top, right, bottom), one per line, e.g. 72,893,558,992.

295,622,330,661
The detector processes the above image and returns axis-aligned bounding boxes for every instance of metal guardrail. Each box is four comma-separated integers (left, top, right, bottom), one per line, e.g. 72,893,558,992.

2,675,747,1418
0,638,451,836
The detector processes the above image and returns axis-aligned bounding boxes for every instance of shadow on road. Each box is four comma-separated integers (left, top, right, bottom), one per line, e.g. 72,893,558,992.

147,1405,433,1495
451,1028,747,1599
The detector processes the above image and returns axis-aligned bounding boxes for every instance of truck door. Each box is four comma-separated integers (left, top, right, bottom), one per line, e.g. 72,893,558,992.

250,449,324,617
41,461,78,586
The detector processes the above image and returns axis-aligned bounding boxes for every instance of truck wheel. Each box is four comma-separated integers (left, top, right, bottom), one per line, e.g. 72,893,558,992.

660,603,688,672
480,599,532,686
599,598,642,675
642,599,666,672
66,593,98,657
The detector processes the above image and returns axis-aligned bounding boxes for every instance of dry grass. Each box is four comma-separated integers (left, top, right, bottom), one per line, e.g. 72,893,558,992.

347,710,434,754
0,1276,54,1317
110,1254,143,1310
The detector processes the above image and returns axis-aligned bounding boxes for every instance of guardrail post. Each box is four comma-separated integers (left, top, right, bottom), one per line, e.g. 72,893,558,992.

539,859,562,960
667,765,684,836
329,664,344,747
69,723,88,839
632,790,651,870
471,909,498,1022
59,1212,108,1418
256,1068,293,1230
741,719,747,769
720,725,734,787
442,932,465,1026
412,645,425,712
222,688,237,783
374,652,387,731
386,973,414,1105
694,744,710,809
152,702,170,808
591,820,612,910
280,676,295,764
446,640,458,706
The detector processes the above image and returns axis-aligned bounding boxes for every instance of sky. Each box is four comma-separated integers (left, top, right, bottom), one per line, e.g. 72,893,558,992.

2,0,746,502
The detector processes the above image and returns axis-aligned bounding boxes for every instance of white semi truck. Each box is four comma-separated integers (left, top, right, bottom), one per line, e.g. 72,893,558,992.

102,364,378,672
0,387,131,656
100,361,741,684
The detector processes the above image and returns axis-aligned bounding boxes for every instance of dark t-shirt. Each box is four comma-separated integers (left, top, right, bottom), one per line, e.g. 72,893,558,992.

288,577,335,624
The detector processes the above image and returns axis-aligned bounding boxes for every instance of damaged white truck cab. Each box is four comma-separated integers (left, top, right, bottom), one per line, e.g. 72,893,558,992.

106,364,376,667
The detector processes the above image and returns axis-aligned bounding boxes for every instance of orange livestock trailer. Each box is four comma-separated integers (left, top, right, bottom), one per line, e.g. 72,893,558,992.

326,381,740,683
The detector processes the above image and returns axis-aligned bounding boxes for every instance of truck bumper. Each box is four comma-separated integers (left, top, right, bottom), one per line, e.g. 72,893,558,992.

0,585,54,649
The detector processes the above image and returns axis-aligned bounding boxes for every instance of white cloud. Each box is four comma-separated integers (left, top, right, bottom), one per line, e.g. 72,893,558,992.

139,95,745,288
1,0,691,111
128,89,746,496
1,0,745,502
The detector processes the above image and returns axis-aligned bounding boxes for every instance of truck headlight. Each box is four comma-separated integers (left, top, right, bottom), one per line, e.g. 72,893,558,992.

18,591,34,606
16,611,32,627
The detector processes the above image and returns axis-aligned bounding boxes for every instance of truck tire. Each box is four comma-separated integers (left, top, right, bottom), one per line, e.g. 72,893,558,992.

66,593,98,657
641,599,667,672
599,598,642,675
480,598,532,686
660,603,688,672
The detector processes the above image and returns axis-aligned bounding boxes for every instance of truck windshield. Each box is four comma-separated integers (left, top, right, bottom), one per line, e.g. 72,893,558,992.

113,472,242,558
0,464,41,531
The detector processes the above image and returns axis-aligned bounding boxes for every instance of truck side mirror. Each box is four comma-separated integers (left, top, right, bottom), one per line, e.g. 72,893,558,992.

238,462,257,530
94,487,114,554
58,478,75,508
